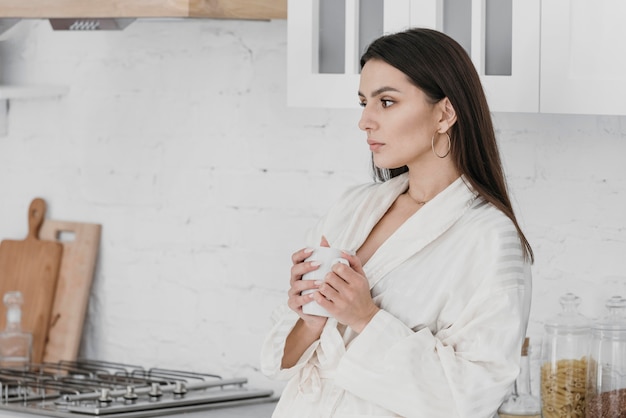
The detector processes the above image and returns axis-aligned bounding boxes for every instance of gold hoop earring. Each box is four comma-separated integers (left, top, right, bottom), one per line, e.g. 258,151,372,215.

431,132,451,159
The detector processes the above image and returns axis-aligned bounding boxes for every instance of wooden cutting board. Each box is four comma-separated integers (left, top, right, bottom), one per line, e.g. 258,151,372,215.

0,198,63,364
39,219,101,364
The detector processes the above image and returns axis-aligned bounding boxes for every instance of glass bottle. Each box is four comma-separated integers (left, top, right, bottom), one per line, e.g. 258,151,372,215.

498,337,541,418
540,293,591,418
585,295,626,418
0,291,33,368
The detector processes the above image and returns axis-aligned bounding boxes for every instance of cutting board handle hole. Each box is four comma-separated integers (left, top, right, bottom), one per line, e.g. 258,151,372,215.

56,231,76,243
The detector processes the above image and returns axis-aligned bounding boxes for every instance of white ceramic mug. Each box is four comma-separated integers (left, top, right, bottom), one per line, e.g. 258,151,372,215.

301,247,349,317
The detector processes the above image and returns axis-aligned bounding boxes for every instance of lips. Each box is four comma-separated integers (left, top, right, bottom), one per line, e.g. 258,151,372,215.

367,139,384,152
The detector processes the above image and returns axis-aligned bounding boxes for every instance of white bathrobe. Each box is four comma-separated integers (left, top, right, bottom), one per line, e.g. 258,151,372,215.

261,174,532,418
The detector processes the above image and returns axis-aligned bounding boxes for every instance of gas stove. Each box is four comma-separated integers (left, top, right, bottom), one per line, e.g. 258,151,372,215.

0,359,275,417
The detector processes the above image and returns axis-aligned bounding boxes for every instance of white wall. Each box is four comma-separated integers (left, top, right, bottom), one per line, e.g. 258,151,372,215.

1,19,625,393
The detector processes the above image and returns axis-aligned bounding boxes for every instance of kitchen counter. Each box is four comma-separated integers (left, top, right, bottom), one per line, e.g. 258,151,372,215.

194,399,277,417
0,398,278,418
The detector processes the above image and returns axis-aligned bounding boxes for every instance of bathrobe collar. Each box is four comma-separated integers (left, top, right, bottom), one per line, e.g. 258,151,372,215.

332,173,478,290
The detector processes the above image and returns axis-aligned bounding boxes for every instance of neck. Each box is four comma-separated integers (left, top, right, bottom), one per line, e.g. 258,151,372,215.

405,160,460,204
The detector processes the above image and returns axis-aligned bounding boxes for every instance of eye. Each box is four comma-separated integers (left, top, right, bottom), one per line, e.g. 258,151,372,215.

358,101,366,108
381,99,395,108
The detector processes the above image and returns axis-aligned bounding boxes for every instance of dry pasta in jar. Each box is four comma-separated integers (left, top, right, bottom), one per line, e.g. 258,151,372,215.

540,293,591,418
541,357,587,418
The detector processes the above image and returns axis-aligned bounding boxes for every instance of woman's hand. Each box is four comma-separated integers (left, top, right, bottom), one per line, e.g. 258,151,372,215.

287,245,328,331
282,240,333,369
312,251,380,333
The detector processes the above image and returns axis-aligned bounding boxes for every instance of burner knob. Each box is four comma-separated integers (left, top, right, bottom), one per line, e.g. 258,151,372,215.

148,382,163,399
123,386,138,403
98,388,113,406
173,381,187,397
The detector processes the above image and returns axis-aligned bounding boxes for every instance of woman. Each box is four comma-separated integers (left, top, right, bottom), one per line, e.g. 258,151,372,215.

261,28,533,418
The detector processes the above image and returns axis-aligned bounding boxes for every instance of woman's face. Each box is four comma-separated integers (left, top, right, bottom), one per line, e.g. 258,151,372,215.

358,59,442,170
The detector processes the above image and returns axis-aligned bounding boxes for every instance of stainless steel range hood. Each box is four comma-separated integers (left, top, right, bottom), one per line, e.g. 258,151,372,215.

48,18,136,31
0,0,286,32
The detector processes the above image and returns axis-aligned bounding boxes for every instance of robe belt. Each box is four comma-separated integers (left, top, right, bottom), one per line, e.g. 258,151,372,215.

298,363,336,401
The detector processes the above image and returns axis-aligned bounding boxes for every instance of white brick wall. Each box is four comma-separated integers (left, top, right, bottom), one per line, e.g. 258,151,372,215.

0,19,625,394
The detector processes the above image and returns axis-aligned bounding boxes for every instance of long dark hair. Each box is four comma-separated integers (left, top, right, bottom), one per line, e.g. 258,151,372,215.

361,28,533,262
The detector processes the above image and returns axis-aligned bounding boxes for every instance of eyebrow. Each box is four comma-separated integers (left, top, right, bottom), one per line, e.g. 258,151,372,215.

358,86,401,98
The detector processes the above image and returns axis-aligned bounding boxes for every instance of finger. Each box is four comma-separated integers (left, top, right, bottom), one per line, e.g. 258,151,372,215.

288,295,309,314
289,278,320,296
340,251,365,275
318,278,341,297
320,273,349,299
314,284,339,305
320,236,330,247
288,283,317,303
328,263,367,294
297,292,319,309
292,247,314,264
290,259,322,284
329,262,352,284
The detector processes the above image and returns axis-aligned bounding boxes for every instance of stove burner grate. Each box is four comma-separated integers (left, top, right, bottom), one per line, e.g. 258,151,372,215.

0,359,274,417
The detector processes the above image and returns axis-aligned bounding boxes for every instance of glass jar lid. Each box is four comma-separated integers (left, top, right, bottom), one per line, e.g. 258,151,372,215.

593,295,626,332
544,293,591,334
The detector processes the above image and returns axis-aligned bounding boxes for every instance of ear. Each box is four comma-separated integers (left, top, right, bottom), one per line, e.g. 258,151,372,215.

437,97,457,132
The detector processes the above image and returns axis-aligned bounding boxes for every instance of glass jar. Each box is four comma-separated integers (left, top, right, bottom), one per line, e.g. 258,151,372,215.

585,295,626,418
540,293,591,418
0,290,33,369
498,337,541,418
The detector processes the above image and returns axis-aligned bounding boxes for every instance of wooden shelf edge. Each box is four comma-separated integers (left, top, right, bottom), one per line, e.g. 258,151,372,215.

0,0,287,20
0,85,68,100
0,85,68,136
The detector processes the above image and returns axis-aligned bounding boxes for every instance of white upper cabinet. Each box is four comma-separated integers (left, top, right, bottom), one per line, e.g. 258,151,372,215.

287,0,541,112
540,0,626,115
287,0,437,108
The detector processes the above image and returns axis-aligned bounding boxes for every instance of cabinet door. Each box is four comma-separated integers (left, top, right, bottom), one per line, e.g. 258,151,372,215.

470,0,540,113
287,0,438,108
541,0,626,115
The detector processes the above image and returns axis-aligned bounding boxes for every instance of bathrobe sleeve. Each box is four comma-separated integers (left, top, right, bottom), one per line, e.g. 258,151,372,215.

259,185,371,381
260,304,315,381
334,219,531,418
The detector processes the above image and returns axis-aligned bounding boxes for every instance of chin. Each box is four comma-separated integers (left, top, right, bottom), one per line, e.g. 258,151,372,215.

373,159,404,171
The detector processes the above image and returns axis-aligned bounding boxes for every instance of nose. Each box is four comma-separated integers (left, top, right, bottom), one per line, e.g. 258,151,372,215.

358,105,376,132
